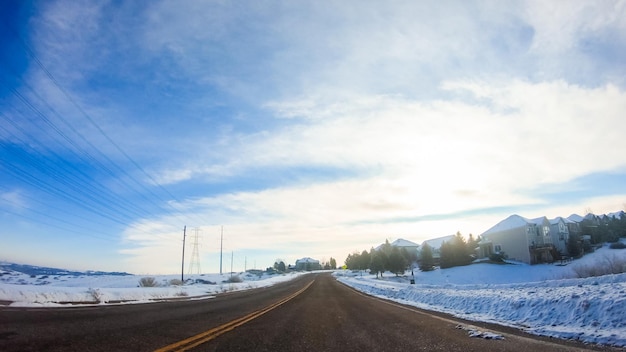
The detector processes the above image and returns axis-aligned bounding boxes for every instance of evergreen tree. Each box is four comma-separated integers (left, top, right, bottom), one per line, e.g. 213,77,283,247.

359,250,371,271
440,232,473,268
344,252,359,270
467,233,479,260
452,231,472,266
274,259,286,272
419,243,434,271
440,241,454,268
329,257,337,270
401,247,418,267
388,246,407,276
370,250,385,278
567,232,582,258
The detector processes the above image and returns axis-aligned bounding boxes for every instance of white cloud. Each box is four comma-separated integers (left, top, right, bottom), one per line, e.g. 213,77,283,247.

0,190,28,210
524,0,626,54
121,80,626,273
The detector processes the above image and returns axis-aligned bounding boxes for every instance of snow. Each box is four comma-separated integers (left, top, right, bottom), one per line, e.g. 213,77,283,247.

390,238,420,247
0,271,309,307
568,214,584,222
481,214,530,235
335,243,626,347
422,234,455,249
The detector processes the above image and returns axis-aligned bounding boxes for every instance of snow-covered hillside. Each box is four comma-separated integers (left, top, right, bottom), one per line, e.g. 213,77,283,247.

335,243,626,347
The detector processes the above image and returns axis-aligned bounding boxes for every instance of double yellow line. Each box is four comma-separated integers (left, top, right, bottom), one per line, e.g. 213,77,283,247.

154,279,315,352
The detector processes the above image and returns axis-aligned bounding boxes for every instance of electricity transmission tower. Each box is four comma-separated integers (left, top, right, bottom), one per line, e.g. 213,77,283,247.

188,227,202,274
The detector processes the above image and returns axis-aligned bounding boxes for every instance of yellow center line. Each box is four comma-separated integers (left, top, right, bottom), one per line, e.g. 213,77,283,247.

154,279,315,352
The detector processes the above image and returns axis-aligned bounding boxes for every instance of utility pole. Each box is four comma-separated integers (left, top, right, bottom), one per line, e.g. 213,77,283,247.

219,226,223,275
230,250,234,278
181,225,186,283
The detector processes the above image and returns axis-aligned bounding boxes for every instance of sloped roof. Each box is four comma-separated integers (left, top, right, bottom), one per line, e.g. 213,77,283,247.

481,214,530,236
607,211,625,220
527,216,548,225
550,216,576,225
567,214,583,222
422,234,455,249
583,213,597,221
295,257,319,264
390,238,420,247
549,217,563,225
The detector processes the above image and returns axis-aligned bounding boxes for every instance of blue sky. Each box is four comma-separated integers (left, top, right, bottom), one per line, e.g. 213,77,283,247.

1,0,625,274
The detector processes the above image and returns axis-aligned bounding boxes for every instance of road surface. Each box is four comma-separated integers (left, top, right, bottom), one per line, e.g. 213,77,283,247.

1,273,620,351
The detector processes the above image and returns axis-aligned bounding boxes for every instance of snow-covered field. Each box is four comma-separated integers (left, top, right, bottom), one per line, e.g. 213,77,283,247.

335,243,626,347
0,270,309,307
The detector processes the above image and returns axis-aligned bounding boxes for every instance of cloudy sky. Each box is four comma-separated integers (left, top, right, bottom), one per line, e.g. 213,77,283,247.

1,0,625,274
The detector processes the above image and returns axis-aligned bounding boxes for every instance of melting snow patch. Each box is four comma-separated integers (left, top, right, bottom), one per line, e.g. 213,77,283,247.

456,324,504,340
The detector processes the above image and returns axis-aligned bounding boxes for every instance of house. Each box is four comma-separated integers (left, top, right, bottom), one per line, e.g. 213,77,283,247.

390,238,420,253
479,215,553,264
565,214,583,234
548,217,572,256
419,234,455,262
295,257,322,271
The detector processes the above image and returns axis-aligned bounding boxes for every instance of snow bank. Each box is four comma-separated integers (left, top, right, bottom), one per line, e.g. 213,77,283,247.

335,244,626,347
0,271,309,307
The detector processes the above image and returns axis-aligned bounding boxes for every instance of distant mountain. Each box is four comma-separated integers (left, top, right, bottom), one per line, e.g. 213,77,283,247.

0,263,131,277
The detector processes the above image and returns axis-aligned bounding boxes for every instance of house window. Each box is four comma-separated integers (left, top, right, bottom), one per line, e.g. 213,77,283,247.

495,244,502,253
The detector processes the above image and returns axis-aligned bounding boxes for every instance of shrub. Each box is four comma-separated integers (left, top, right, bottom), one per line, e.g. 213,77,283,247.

609,242,626,249
88,288,103,303
571,254,626,278
139,277,159,287
489,251,507,263
169,279,184,286
224,275,242,283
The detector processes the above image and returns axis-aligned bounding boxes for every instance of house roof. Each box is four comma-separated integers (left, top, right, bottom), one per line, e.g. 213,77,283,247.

550,216,576,225
390,238,420,247
295,257,319,264
527,216,548,225
481,214,530,236
549,217,563,225
567,214,584,222
607,211,625,220
422,234,455,249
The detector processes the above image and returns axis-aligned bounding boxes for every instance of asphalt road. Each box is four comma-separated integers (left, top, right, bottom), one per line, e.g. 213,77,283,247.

0,273,620,352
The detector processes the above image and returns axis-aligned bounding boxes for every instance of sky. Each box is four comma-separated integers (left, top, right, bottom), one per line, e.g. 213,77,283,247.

1,0,625,274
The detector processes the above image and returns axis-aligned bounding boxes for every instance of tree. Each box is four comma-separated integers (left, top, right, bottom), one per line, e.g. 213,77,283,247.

401,247,418,267
467,234,479,259
567,232,582,258
329,257,337,270
345,251,360,270
274,259,286,272
359,250,371,271
387,246,407,276
440,232,473,269
370,250,385,278
419,243,434,271
439,241,454,268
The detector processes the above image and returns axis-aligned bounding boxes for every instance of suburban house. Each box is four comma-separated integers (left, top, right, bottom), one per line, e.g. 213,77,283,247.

479,215,553,264
390,238,420,253
419,234,455,262
548,217,571,256
295,257,322,271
